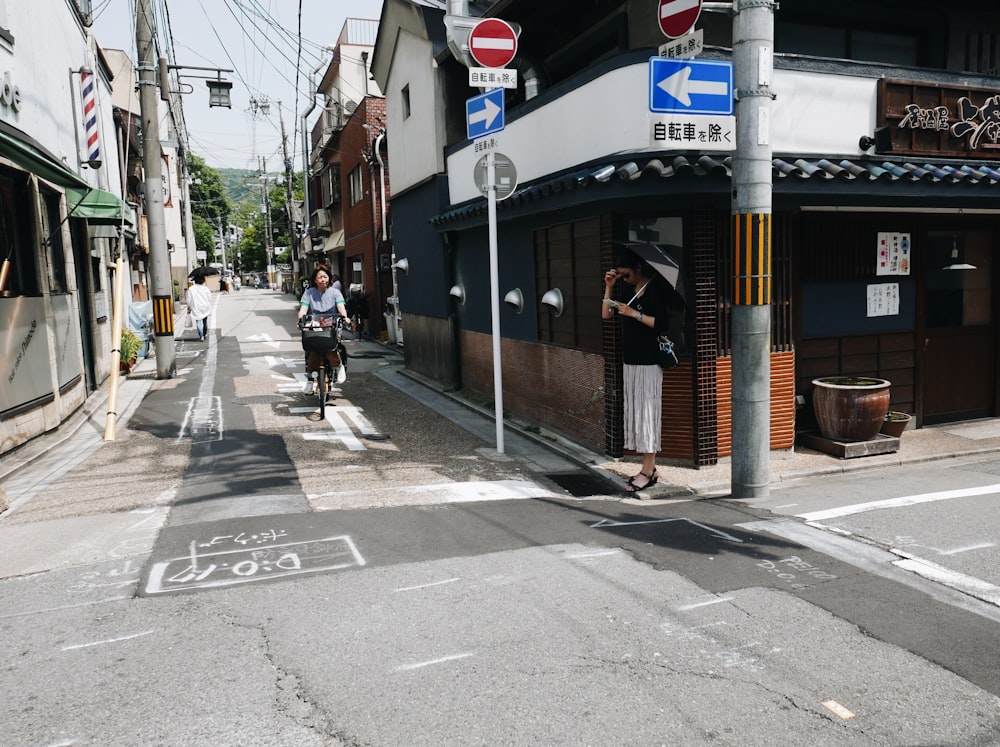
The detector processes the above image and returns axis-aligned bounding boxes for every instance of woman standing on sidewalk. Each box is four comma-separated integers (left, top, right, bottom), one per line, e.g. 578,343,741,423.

602,248,674,494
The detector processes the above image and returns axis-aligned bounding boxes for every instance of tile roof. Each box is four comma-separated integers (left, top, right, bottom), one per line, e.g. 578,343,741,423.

430,155,1000,226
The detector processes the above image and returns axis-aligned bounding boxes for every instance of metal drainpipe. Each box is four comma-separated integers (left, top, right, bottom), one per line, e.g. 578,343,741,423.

374,132,387,242
300,49,334,258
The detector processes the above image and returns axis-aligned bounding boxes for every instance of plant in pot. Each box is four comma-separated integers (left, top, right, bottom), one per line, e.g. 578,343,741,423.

119,327,142,373
880,411,912,438
811,376,891,442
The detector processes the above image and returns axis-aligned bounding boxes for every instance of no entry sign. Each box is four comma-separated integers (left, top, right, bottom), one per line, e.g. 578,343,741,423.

468,18,518,68
658,0,702,39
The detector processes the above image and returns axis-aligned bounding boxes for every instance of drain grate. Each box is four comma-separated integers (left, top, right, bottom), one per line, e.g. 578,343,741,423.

546,471,618,497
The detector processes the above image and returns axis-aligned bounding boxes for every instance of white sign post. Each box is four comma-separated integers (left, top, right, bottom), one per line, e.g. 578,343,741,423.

486,150,504,453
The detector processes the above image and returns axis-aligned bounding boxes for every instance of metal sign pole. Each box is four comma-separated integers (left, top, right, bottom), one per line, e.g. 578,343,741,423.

487,150,505,454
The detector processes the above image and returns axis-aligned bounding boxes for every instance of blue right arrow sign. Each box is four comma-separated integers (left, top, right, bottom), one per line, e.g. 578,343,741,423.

466,88,506,140
648,57,733,115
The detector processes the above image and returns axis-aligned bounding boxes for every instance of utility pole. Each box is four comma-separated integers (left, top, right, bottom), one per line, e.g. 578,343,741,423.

277,102,298,288
261,156,274,287
730,0,775,497
136,0,176,378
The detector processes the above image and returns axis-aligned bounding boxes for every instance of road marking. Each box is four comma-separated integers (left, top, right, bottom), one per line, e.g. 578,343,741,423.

396,578,461,592
796,483,1000,522
61,630,155,651
565,549,622,560
938,542,996,556
890,551,1000,606
677,597,734,611
395,652,474,672
822,700,856,720
243,333,281,349
0,596,131,620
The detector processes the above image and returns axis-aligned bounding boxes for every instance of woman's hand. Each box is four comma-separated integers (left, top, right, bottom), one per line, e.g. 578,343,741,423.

604,269,619,288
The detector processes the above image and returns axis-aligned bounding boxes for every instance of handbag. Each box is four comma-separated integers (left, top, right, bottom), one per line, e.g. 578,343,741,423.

657,334,679,369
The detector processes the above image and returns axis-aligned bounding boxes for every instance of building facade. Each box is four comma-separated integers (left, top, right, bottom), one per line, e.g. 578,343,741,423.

0,1,133,456
374,0,1000,464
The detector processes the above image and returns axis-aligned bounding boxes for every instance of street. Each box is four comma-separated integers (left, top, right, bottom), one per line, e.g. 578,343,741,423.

2,289,1000,746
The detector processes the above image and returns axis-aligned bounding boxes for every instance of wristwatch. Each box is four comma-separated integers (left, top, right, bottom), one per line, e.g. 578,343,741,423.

638,313,644,323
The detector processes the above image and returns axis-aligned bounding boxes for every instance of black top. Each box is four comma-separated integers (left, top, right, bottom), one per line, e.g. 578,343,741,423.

622,279,685,366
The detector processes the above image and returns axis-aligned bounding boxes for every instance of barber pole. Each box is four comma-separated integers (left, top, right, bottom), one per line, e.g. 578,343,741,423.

80,69,100,164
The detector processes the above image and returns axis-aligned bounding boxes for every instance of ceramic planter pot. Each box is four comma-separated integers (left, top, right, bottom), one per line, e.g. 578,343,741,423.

880,411,912,438
812,377,891,442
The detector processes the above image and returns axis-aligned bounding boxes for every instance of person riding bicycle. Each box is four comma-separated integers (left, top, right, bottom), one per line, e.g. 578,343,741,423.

297,264,351,389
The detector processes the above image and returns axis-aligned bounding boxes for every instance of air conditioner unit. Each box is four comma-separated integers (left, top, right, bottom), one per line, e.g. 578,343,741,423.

312,208,331,227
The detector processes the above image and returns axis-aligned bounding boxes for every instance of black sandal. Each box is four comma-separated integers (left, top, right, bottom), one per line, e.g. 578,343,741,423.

625,470,658,493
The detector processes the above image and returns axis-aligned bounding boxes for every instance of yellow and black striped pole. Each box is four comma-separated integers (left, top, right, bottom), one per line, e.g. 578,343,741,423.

733,212,771,306
152,294,175,337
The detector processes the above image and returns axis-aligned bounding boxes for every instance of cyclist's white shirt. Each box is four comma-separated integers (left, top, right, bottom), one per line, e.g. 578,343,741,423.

301,287,346,315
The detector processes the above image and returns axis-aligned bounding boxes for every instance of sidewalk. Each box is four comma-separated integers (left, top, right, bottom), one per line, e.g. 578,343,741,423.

6,325,1000,503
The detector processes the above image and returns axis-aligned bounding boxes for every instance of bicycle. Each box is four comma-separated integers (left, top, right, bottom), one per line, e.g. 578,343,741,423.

298,314,346,419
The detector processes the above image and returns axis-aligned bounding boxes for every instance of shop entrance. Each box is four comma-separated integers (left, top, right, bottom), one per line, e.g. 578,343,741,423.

922,231,994,424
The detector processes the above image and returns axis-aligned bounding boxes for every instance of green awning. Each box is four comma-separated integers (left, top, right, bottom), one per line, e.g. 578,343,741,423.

65,185,132,225
0,125,132,226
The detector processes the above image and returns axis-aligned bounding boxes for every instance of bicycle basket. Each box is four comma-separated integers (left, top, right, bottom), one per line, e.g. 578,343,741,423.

301,319,339,352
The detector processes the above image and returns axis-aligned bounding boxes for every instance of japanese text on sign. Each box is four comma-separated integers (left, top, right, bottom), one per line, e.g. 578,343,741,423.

867,283,900,317
650,114,735,151
469,68,518,89
877,232,911,276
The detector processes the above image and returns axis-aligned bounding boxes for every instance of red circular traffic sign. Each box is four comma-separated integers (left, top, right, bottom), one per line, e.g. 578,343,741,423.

658,0,702,39
468,18,518,68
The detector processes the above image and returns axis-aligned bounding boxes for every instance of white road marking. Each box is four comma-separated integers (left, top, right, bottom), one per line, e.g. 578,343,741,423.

564,549,622,560
890,551,1000,606
937,542,996,556
796,483,1000,522
395,652,474,672
61,629,155,651
396,578,461,592
0,597,131,620
677,597,734,611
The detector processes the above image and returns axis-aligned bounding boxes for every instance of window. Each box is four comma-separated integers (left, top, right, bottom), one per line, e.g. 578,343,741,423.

41,189,67,293
348,165,364,206
401,84,410,119
535,217,605,352
776,21,921,66
320,163,341,206
0,167,37,295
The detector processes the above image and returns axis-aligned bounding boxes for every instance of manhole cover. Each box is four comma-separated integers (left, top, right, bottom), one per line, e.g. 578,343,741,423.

232,395,287,405
546,472,618,497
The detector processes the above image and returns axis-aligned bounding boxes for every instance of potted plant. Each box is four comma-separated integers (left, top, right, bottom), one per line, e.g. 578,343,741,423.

119,327,142,373
880,411,912,438
812,376,891,442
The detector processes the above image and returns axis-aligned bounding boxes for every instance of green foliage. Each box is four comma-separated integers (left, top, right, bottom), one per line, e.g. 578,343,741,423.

119,327,142,362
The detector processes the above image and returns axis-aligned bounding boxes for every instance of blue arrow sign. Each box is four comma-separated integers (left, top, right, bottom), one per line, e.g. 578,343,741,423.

466,88,506,140
648,57,733,115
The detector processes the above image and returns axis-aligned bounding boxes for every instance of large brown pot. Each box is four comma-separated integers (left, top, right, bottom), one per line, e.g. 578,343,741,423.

812,377,891,442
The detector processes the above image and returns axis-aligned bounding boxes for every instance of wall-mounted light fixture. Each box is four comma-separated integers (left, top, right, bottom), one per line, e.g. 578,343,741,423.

503,288,524,314
449,284,466,304
158,57,235,108
540,288,564,316
392,257,409,275
943,238,977,271
859,125,892,153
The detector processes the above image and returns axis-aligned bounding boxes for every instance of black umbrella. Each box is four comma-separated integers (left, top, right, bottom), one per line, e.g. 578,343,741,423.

614,241,682,289
188,265,221,279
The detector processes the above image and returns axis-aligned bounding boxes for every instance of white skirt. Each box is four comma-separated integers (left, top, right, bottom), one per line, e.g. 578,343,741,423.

623,364,662,454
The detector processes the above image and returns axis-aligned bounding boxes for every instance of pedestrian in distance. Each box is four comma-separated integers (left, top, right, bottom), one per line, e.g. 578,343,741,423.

601,247,682,494
185,275,213,341
331,273,343,294
297,264,351,385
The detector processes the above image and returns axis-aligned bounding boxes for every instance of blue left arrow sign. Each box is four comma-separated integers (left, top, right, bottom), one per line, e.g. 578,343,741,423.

648,57,733,116
466,88,505,140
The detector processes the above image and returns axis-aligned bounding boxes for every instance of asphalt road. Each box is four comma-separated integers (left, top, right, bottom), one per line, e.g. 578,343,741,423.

2,289,1000,746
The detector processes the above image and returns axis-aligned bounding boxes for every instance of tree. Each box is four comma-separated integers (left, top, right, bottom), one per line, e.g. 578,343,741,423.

187,154,231,262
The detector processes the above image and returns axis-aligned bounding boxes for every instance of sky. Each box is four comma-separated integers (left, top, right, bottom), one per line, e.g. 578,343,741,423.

92,0,384,173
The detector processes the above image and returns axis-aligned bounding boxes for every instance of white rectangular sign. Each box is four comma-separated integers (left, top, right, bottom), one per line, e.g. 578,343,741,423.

469,68,518,89
867,283,900,317
658,28,704,59
649,113,735,151
876,232,911,275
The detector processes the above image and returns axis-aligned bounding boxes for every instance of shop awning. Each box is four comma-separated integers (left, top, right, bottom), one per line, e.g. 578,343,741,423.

65,185,132,225
0,124,132,225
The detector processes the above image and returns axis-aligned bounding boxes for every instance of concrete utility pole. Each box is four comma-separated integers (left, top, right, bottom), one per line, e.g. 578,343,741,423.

136,0,176,378
730,0,775,497
261,156,274,286
277,102,297,287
